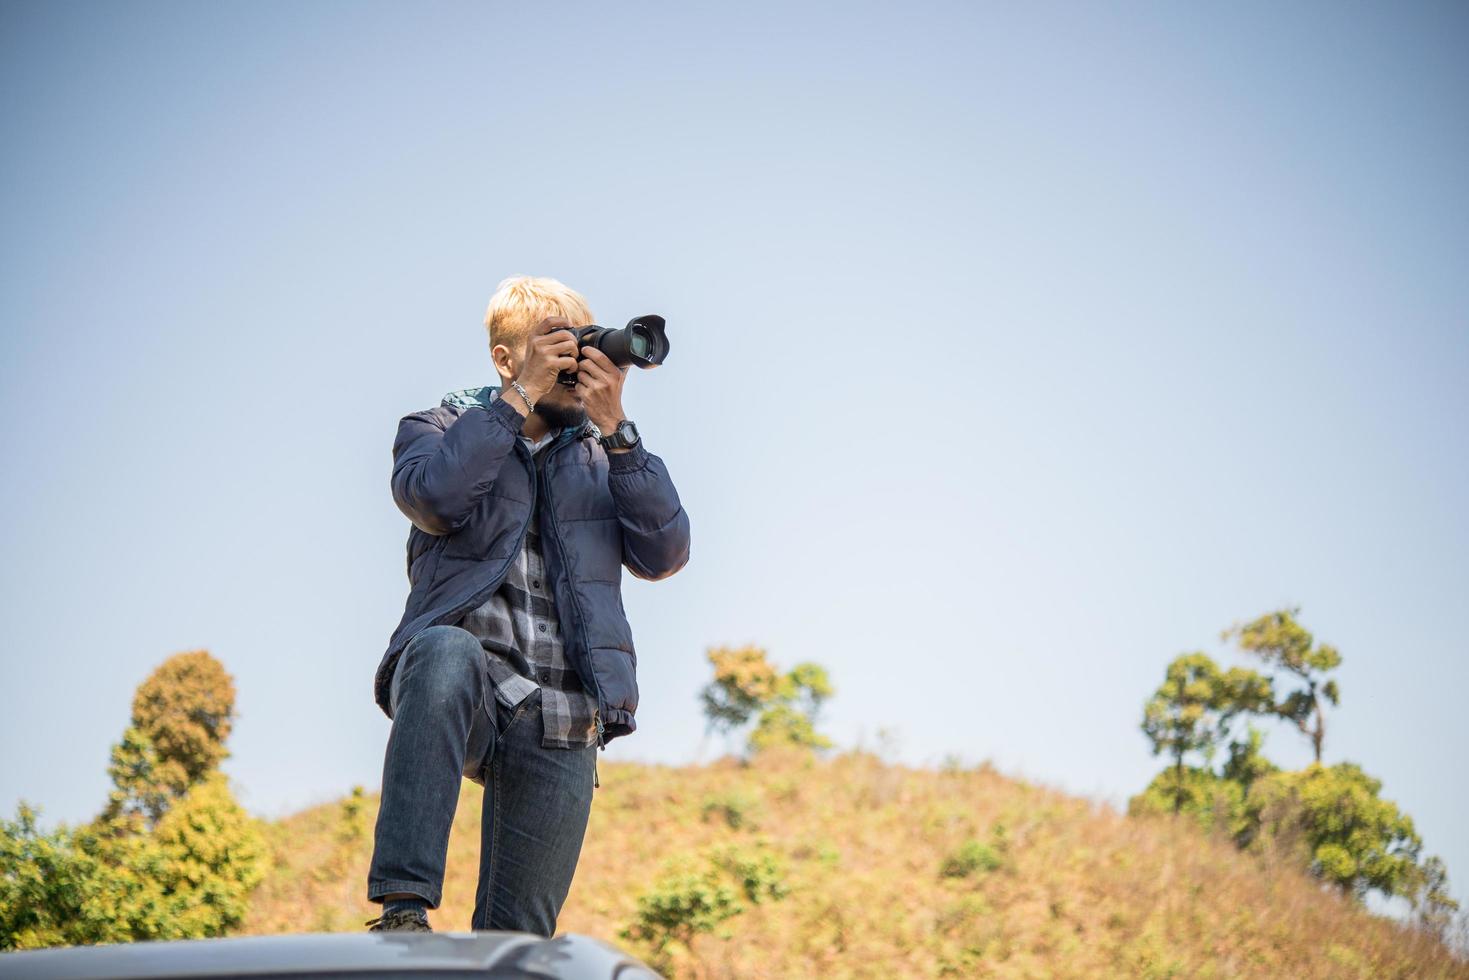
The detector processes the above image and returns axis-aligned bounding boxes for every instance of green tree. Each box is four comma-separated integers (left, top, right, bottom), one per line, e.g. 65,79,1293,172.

1128,766,1247,836
1240,762,1441,905
1139,653,1271,812
0,649,262,950
748,703,831,752
780,661,834,728
1132,612,1456,924
1222,607,1340,762
0,802,183,949
100,726,170,833
147,772,266,938
0,778,263,950
1220,726,1279,795
699,645,834,755
699,645,782,734
101,650,237,828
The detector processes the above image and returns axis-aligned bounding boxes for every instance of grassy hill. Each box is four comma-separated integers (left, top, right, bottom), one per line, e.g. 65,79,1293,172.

242,746,1465,978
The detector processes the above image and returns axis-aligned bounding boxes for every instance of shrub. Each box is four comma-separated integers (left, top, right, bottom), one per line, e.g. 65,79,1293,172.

619,854,744,971
0,774,264,949
1127,766,1247,839
619,840,790,973
708,841,790,904
941,839,1003,879
700,789,760,830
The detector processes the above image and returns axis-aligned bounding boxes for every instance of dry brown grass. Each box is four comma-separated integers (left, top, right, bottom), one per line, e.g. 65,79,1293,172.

242,747,1466,978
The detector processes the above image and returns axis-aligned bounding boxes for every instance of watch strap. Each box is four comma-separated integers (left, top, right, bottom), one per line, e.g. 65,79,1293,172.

599,419,639,449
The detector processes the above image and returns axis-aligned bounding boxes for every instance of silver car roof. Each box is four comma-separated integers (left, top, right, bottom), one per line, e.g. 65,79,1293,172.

0,931,662,979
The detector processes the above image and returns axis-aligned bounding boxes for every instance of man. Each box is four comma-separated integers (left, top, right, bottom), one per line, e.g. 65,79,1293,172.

364,275,691,935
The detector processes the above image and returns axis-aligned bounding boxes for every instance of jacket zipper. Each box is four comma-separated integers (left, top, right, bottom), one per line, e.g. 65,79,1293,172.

542,432,612,760
414,421,610,786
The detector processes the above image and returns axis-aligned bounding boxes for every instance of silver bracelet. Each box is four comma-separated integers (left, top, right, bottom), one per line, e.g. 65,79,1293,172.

508,380,535,413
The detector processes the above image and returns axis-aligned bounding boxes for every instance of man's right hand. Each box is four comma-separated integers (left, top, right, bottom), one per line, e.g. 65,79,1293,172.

513,316,581,404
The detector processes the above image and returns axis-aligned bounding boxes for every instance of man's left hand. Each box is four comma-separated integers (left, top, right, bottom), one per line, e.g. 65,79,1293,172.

576,345,630,435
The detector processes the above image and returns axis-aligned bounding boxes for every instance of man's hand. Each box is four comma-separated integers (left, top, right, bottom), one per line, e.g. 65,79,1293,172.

512,317,581,403
576,345,630,436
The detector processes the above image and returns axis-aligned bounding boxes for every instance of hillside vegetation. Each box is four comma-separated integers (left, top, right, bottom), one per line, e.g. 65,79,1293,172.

243,746,1465,979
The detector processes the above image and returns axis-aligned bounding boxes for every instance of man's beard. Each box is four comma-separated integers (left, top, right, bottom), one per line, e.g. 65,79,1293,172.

533,393,588,431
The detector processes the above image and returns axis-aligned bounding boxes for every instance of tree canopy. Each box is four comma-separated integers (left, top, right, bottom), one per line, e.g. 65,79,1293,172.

1,649,262,950
1132,608,1458,938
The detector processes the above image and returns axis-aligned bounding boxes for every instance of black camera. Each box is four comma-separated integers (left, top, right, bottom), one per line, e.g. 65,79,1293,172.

555,314,670,387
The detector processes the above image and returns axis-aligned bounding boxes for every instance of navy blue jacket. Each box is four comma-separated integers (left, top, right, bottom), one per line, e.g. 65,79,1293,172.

375,384,691,745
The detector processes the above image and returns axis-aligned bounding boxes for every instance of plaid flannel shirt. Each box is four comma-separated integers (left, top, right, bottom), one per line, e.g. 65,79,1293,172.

451,428,600,750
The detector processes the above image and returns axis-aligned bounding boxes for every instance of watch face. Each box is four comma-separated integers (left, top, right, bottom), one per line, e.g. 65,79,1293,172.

619,420,639,442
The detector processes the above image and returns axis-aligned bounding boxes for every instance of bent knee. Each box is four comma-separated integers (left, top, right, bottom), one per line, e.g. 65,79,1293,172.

412,624,481,655
401,625,482,690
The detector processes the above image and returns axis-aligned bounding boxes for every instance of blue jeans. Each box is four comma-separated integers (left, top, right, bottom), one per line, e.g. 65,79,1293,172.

366,624,598,936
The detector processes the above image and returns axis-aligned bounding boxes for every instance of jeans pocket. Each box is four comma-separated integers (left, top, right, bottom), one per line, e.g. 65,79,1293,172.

463,660,498,785
496,686,541,738
463,699,496,785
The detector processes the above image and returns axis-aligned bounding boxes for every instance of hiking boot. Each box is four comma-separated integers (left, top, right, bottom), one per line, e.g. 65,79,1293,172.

365,905,432,932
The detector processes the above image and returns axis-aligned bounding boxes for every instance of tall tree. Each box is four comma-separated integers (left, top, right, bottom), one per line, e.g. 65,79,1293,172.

100,650,236,828
1222,607,1340,762
699,645,834,755
1133,614,1456,920
1140,653,1272,812
699,645,782,736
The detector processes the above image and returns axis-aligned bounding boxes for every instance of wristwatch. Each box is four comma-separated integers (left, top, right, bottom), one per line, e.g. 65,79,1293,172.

599,418,641,450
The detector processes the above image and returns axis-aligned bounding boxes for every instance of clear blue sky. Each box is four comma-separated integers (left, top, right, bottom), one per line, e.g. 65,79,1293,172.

3,0,1465,906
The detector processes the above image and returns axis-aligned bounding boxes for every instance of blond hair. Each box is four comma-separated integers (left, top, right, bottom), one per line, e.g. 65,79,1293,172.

483,274,595,359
